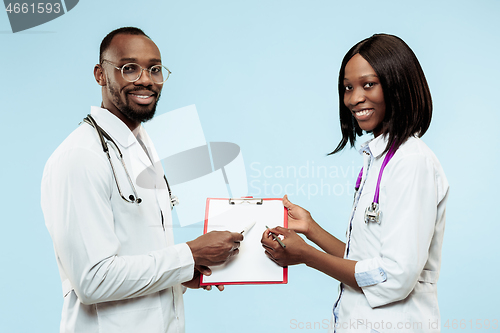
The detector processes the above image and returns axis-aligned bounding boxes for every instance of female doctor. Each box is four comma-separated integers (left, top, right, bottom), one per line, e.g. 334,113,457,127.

261,34,449,333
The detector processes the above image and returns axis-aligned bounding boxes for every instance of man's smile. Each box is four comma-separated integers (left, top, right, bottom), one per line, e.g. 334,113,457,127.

127,90,156,105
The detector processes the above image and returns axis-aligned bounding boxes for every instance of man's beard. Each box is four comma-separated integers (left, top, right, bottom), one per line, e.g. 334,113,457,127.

109,84,161,124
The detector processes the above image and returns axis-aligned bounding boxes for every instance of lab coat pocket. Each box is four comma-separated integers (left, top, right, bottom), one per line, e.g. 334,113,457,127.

404,283,440,332
96,292,164,333
352,295,411,333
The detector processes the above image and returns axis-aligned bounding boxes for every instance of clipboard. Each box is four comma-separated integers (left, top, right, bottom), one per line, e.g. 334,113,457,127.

200,197,288,286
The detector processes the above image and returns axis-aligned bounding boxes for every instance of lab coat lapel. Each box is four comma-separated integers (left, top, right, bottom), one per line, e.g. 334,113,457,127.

135,126,160,176
136,144,155,170
90,106,136,148
130,141,161,193
368,134,390,159
138,126,172,229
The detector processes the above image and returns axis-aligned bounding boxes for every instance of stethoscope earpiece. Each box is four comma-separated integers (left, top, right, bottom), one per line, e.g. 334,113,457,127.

129,195,142,204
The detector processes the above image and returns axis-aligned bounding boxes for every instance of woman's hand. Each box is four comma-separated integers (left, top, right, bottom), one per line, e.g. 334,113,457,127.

283,195,315,237
182,265,224,291
260,226,310,267
261,227,359,290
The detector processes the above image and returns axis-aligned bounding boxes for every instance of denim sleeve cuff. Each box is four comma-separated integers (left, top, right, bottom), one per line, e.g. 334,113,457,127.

355,267,387,287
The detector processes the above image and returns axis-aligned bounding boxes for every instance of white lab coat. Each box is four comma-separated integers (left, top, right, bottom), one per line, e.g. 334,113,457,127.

331,135,449,333
41,106,195,333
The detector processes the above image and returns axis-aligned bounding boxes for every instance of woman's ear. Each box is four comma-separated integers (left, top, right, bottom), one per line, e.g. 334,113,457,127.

94,64,106,86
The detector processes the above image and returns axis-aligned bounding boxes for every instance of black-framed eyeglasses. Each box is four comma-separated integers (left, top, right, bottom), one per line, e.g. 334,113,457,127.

101,60,171,84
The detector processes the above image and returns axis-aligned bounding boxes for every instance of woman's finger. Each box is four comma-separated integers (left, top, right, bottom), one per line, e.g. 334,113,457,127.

283,194,293,209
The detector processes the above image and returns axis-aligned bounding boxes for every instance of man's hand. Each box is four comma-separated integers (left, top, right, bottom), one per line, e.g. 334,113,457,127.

182,265,224,291
187,230,243,267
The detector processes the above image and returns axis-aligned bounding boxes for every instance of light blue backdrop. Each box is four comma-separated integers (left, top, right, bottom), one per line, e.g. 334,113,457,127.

1,0,499,332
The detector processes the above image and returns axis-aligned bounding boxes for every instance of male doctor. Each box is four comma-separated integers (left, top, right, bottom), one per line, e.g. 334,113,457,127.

41,27,243,333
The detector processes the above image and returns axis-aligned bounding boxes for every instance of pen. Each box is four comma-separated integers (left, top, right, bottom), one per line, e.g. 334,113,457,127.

240,221,256,236
265,225,286,248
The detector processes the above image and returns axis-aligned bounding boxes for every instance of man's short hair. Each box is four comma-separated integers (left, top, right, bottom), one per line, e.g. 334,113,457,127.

99,27,150,64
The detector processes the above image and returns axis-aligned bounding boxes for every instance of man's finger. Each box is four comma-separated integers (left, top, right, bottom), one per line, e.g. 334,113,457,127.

230,232,244,242
231,241,241,251
196,265,212,276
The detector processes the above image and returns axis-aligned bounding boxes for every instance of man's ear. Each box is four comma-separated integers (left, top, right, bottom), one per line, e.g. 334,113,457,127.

94,64,106,86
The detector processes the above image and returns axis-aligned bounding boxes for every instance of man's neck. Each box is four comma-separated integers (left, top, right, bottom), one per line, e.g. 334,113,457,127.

101,102,140,132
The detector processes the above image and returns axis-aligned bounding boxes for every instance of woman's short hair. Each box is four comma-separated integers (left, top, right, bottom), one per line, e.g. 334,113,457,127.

331,34,432,155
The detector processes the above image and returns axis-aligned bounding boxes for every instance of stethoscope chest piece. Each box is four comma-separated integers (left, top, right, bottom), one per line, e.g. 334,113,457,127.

364,202,381,224
170,195,179,209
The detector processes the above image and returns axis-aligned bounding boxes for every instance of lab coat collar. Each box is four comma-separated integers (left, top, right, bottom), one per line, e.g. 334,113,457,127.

90,106,137,148
359,134,389,159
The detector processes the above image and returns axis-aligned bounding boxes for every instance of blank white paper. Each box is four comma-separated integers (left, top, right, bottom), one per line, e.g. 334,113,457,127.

202,199,286,284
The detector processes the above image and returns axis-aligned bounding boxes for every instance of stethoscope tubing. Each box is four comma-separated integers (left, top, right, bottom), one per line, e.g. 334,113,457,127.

355,143,398,224
83,114,176,208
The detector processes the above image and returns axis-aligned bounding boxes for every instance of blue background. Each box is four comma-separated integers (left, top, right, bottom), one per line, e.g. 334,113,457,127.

1,0,499,332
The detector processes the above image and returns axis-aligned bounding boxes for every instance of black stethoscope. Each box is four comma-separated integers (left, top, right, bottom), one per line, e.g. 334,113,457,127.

83,114,179,209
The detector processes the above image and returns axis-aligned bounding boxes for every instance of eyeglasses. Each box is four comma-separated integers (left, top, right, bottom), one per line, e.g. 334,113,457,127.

101,60,171,84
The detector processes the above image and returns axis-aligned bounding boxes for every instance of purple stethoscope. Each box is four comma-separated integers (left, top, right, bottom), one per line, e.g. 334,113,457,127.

355,145,398,224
